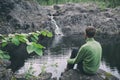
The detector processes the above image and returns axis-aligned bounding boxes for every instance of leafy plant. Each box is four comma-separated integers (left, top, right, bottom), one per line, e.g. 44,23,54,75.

0,50,10,59
25,63,36,80
0,30,53,59
40,62,58,74
26,42,44,56
24,62,58,80
41,63,47,74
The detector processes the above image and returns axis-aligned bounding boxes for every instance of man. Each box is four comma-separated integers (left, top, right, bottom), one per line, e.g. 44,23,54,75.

67,26,102,75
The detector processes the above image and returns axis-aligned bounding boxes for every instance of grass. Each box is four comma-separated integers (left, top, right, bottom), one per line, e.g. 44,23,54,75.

36,0,120,8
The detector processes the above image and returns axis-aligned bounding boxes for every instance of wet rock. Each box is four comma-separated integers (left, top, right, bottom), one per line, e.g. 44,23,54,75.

0,59,13,80
0,1,120,35
15,72,56,80
0,68,13,80
0,0,52,34
39,72,52,80
0,59,11,68
51,3,120,35
0,0,14,16
60,69,119,80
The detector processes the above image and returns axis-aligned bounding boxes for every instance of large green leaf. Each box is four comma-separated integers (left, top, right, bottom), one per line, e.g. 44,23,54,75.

26,42,44,56
26,44,34,54
19,37,28,43
47,32,53,37
16,34,28,43
40,30,53,37
3,54,10,59
2,42,8,47
11,37,20,46
0,50,10,60
40,30,47,36
32,34,39,41
0,54,3,59
0,50,3,59
1,40,8,47
32,42,44,49
30,37,38,42
34,48,43,56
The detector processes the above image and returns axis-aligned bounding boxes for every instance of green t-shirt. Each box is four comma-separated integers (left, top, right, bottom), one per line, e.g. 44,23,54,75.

68,38,102,74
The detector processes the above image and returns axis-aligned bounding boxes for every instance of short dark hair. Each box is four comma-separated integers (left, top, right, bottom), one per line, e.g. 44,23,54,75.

85,27,96,38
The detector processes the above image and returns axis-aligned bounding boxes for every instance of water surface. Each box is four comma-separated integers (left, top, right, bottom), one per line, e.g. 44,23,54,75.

15,34,120,79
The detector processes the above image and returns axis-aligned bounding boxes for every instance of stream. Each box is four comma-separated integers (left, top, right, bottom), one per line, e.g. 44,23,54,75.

8,16,120,79
12,34,120,79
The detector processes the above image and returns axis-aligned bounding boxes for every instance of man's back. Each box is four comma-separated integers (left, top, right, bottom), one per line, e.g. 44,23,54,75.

67,27,102,75
81,38,102,74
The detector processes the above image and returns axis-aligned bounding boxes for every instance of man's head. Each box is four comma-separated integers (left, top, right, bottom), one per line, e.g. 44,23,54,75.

85,26,96,38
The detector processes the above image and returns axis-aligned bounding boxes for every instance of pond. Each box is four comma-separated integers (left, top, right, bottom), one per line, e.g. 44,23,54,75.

11,34,120,79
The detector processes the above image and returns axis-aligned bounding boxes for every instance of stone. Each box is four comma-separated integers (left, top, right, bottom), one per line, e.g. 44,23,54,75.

0,59,11,68
0,59,13,80
0,0,51,34
15,72,53,80
59,69,119,80
51,3,120,35
0,1,120,35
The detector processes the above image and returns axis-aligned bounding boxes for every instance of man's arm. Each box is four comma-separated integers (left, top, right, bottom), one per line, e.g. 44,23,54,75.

67,46,86,64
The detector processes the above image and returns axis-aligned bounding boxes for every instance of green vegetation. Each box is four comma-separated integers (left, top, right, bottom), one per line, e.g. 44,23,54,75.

24,62,58,80
0,30,53,60
25,63,37,80
36,0,120,8
0,50,10,59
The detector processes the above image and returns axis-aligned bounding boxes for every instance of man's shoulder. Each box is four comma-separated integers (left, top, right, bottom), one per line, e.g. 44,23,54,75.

94,40,102,47
82,41,101,48
81,43,89,49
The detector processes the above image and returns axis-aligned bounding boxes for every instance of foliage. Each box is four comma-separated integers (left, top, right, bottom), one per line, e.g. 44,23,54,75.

0,50,10,59
41,62,47,74
0,30,53,59
26,42,44,56
40,62,58,74
24,62,58,80
11,76,17,80
25,63,37,80
36,0,120,8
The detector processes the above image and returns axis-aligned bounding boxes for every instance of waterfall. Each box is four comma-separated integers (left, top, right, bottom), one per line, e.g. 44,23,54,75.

51,16,63,36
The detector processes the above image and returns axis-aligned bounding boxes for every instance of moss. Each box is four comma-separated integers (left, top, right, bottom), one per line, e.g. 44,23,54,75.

104,72,112,80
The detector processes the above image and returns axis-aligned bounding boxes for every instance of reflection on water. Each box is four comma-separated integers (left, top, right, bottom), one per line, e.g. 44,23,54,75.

17,49,72,79
14,34,120,79
100,43,120,79
51,35,63,48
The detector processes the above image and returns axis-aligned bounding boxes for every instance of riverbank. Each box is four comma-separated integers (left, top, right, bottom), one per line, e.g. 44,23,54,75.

0,59,119,80
0,0,120,35
60,69,119,80
0,0,120,80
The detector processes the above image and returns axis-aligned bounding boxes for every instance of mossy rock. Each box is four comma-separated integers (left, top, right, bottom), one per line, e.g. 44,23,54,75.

59,69,119,80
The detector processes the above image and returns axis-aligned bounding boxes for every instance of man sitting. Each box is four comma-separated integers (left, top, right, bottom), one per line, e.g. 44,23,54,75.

67,26,102,75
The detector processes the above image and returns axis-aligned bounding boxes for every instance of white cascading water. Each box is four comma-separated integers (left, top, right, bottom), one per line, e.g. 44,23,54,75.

50,15,64,48
51,16,63,36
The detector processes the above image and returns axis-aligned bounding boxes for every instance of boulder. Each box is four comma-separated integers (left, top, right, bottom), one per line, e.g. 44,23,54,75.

0,0,52,34
0,59,13,80
51,3,120,35
0,1,120,35
15,72,57,80
59,69,119,80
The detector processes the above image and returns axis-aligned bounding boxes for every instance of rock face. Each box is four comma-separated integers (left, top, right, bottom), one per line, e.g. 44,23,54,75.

0,0,52,34
0,59,13,80
51,3,120,35
15,72,57,80
60,69,119,80
0,0,120,35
